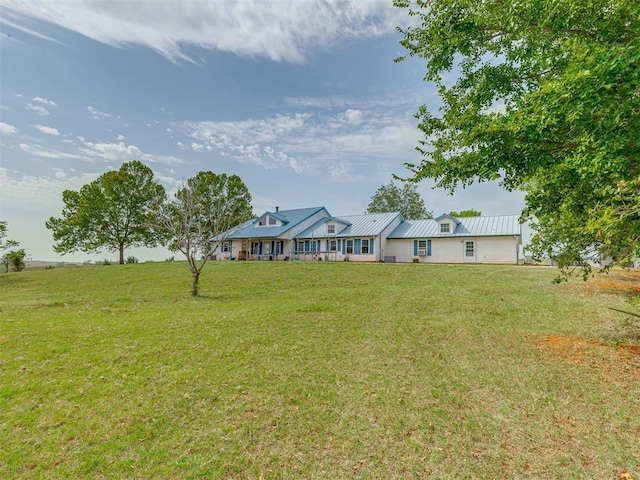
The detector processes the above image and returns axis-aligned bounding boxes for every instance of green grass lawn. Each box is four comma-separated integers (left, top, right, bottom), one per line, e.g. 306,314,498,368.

1,262,638,478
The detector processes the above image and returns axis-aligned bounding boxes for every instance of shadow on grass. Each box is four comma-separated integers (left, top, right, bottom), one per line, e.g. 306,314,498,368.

184,292,270,302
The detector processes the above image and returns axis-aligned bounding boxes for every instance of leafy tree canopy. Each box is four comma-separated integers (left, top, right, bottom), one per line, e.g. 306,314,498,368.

395,0,640,276
1,221,17,249
46,160,166,264
366,180,432,219
1,221,23,273
2,249,26,273
449,209,482,218
155,171,253,296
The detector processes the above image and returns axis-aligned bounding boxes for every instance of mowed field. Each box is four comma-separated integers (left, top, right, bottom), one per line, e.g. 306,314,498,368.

1,262,638,479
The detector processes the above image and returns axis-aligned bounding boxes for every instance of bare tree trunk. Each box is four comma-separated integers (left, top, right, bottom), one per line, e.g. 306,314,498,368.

191,270,200,297
119,244,125,265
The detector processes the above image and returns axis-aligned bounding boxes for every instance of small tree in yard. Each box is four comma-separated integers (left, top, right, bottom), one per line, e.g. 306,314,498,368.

155,171,253,297
2,249,27,272
0,221,23,273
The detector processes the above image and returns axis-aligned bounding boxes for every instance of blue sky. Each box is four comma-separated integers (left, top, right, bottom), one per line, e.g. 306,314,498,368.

0,1,526,262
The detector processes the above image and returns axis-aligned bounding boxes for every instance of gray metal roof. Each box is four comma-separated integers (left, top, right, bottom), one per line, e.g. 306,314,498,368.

388,215,521,238
229,206,328,239
296,212,403,239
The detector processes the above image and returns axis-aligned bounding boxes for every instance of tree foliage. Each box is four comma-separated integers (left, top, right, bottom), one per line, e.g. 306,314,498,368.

155,171,253,297
2,249,26,272
0,221,7,247
395,0,640,276
46,161,166,264
0,220,20,250
0,221,23,273
0,221,18,251
366,180,432,219
449,209,482,218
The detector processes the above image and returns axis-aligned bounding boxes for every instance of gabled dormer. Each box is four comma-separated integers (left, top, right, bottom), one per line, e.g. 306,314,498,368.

434,214,461,235
324,217,351,236
254,211,289,227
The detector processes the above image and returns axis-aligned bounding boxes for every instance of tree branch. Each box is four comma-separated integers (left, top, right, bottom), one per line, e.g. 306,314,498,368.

608,307,640,319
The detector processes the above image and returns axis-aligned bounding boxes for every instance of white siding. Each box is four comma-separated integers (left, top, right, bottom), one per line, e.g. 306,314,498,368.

386,239,415,263
476,237,519,264
386,236,519,264
378,215,404,262
430,238,465,263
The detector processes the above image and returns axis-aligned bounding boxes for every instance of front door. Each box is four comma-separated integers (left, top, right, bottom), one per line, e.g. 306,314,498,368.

464,240,476,263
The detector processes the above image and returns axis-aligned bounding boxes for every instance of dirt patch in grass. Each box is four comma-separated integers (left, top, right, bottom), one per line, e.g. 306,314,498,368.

538,335,640,380
581,270,640,296
569,269,640,342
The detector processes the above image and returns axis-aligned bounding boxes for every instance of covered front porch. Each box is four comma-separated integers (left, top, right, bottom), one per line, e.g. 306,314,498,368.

235,239,289,261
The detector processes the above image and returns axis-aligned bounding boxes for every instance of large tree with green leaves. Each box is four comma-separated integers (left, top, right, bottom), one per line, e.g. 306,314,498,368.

366,180,432,219
155,171,253,297
394,0,639,276
46,161,166,264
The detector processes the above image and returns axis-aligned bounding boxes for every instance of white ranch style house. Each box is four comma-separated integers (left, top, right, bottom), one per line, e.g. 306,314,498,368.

214,206,522,264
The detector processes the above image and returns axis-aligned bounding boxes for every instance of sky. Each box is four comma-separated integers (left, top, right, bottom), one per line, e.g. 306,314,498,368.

0,1,527,262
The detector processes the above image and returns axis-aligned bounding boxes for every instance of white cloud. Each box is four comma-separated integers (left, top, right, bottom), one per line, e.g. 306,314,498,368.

87,105,113,119
78,139,187,166
155,174,178,186
0,122,18,135
18,143,91,161
179,104,421,178
79,140,144,161
191,142,204,152
32,96,58,107
116,134,125,141
0,166,99,212
3,1,405,63
0,12,62,45
186,113,309,145
182,113,311,173
282,96,352,109
26,103,50,116
0,16,63,45
32,124,60,136
329,163,364,183
342,109,364,126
